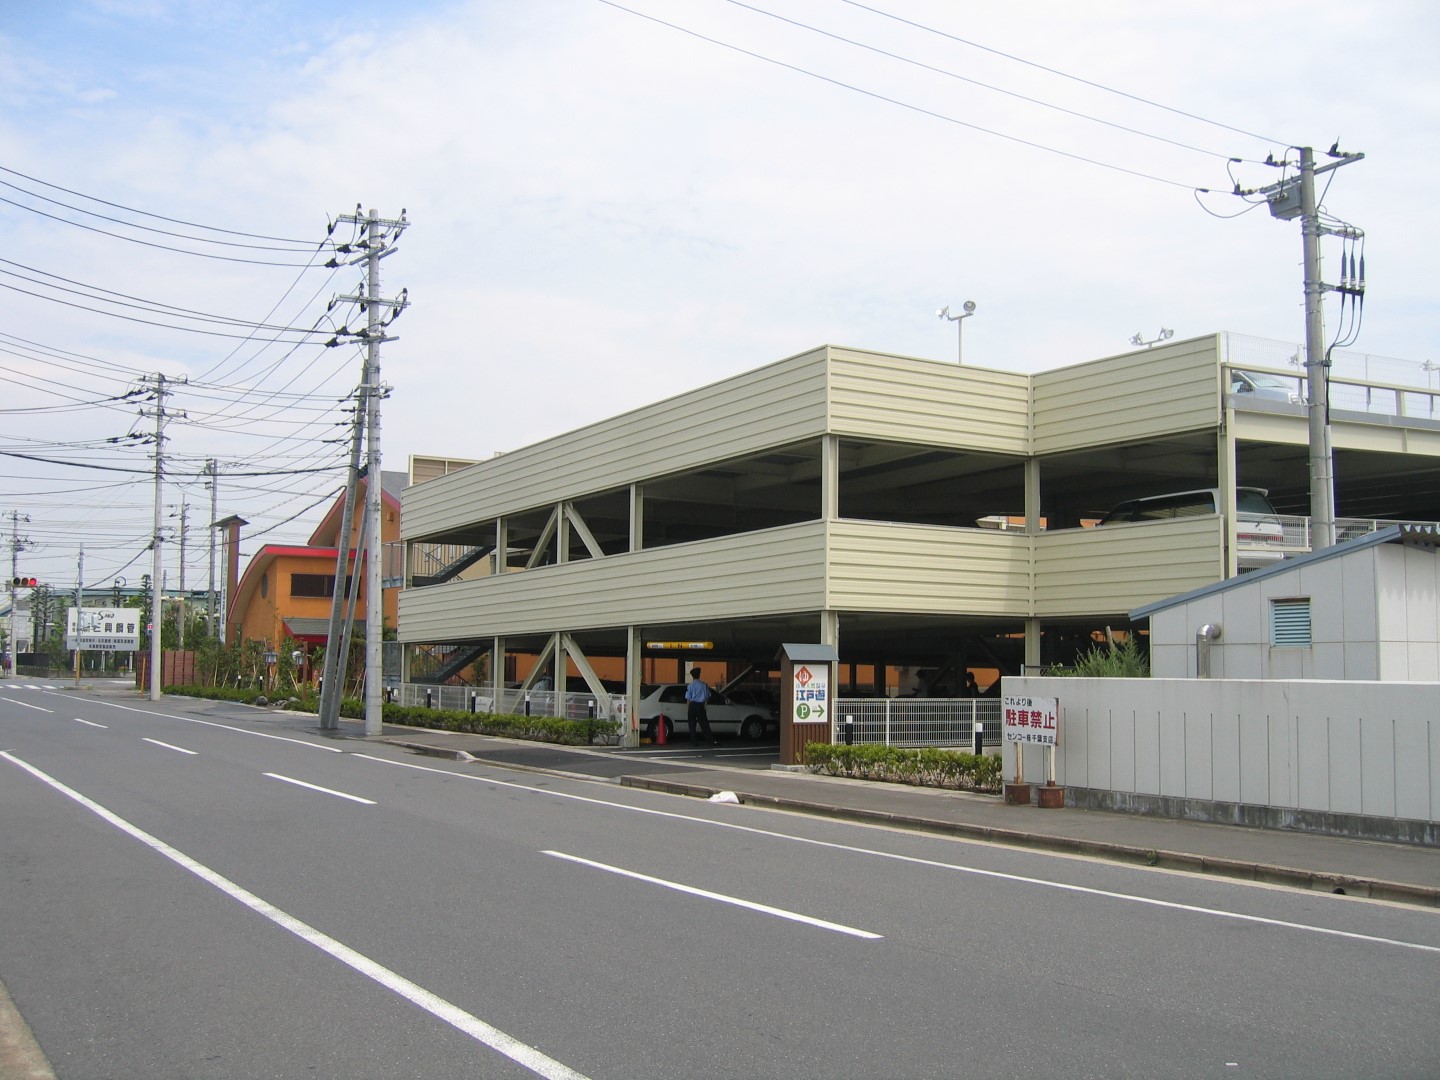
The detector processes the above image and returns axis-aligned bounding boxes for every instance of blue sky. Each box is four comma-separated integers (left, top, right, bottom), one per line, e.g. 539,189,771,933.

2,0,1437,589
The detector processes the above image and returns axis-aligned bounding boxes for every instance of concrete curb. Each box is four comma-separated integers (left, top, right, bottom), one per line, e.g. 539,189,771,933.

385,738,1440,909
0,975,56,1080
616,775,1440,908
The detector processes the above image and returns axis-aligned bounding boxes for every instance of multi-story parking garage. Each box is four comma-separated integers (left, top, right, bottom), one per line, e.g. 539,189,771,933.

396,332,1440,743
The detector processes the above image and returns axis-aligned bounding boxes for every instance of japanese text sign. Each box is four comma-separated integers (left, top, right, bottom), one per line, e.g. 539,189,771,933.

1002,695,1059,746
791,663,829,723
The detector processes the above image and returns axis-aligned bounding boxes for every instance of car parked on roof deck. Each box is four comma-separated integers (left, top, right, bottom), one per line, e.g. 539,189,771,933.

639,684,779,742
1098,487,1287,569
1229,369,1302,404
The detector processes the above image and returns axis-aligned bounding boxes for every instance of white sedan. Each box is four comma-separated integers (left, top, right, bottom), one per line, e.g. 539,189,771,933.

639,684,778,742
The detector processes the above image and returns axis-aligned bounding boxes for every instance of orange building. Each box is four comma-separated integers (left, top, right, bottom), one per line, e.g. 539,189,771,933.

228,472,405,659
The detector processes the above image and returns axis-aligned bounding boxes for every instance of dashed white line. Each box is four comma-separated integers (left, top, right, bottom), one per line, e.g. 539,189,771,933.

1,697,52,712
67,697,341,752
264,772,375,805
75,718,108,729
354,753,1440,956
0,750,590,1080
544,850,882,939
143,737,198,756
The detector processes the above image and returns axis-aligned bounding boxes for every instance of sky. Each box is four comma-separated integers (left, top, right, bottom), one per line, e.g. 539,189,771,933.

1,0,1437,596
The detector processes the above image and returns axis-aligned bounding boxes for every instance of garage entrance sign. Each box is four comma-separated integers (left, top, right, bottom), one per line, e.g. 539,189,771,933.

792,663,829,723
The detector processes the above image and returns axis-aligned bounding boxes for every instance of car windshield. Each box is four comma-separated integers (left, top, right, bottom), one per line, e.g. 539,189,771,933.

1236,490,1278,515
1243,371,1292,390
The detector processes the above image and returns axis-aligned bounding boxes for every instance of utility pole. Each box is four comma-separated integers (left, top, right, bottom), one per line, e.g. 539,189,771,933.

7,511,31,662
1248,145,1364,550
140,373,185,701
74,545,83,686
177,501,188,650
207,459,220,641
318,392,365,730
326,205,408,736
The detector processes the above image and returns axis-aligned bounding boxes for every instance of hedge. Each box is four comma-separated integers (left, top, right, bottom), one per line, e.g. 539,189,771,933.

165,685,619,746
806,742,1002,794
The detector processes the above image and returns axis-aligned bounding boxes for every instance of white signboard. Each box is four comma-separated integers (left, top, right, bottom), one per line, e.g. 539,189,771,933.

1002,695,1059,746
66,607,141,652
791,662,830,724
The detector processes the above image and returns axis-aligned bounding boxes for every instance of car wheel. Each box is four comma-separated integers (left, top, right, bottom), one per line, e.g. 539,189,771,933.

740,715,765,741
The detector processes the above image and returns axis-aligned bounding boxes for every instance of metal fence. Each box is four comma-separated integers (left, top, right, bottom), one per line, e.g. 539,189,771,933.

396,683,618,720
832,697,1002,749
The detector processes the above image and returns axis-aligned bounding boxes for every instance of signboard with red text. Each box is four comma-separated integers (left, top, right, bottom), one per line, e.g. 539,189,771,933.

1002,695,1059,746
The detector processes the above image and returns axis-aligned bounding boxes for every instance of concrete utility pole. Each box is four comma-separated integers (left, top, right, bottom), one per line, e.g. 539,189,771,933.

74,545,83,686
140,373,185,701
207,460,219,641
1250,145,1364,551
318,392,364,731
177,501,188,650
326,206,409,735
6,511,31,661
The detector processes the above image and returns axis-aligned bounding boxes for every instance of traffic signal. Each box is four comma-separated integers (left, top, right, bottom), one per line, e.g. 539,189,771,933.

11,576,38,588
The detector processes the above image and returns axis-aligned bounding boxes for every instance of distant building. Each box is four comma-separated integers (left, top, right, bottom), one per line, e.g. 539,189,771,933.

228,471,407,659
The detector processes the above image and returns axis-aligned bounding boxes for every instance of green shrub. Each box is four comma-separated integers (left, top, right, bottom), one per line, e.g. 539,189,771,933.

380,703,619,745
806,742,1002,793
1049,634,1149,677
164,686,619,745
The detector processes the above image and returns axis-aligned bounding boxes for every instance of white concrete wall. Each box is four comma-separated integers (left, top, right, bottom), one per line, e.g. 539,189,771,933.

1003,676,1440,824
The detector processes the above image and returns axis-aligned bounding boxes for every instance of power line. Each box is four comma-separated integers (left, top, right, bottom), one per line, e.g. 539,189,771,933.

0,163,320,245
590,0,1211,191
720,0,1246,162
833,0,1286,146
0,258,339,334
0,194,330,268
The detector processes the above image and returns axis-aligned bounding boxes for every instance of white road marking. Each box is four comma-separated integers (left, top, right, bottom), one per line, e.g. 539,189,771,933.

544,850,882,939
75,718,108,728
353,753,1440,955
1,697,52,712
143,737,198,756
66,697,341,752
264,772,376,805
0,751,591,1080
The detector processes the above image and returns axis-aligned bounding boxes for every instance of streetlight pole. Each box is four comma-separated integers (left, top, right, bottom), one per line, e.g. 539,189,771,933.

937,301,977,364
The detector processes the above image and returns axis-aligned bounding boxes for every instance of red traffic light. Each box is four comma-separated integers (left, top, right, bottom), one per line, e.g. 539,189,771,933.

12,577,38,588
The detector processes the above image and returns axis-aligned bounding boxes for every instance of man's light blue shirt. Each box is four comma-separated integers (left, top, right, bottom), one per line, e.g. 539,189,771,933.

685,679,709,703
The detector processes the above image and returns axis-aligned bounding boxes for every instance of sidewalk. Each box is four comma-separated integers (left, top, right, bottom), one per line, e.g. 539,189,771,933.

376,726,1440,908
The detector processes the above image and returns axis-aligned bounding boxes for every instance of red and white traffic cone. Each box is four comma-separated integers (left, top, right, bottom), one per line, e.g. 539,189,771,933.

654,714,667,745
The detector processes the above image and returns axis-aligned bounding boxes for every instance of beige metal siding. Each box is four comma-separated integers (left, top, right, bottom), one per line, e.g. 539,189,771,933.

829,348,1030,454
827,521,1031,615
403,348,831,540
408,455,480,486
1033,335,1221,455
1034,518,1224,616
399,522,828,641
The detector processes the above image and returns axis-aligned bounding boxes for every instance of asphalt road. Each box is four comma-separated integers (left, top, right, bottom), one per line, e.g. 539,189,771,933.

3,684,1438,1079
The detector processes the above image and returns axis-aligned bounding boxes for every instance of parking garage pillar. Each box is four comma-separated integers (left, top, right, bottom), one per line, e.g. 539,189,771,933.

778,642,838,766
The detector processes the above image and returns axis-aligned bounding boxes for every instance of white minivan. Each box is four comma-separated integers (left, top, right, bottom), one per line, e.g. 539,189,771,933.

1098,487,1287,568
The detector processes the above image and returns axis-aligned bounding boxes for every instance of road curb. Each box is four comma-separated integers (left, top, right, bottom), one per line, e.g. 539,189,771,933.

0,975,57,1080
381,738,1440,909
615,776,1440,909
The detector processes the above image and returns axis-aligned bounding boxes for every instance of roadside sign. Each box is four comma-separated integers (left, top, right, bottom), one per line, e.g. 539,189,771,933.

1002,695,1059,745
66,607,141,652
792,662,829,723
